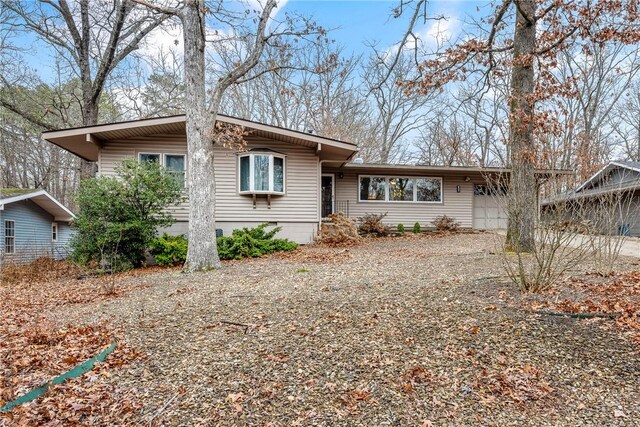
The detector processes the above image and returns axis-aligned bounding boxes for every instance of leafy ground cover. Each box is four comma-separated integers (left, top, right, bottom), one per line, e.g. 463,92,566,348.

1,234,639,426
0,261,170,425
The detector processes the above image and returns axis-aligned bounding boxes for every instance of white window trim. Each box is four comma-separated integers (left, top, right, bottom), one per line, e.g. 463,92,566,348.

163,153,186,165
138,152,161,162
137,152,187,189
238,152,286,195
358,175,443,204
5,219,15,254
51,222,58,242
164,154,187,190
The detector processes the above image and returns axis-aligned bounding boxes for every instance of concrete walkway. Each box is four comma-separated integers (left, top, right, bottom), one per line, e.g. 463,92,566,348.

572,234,640,258
494,230,640,258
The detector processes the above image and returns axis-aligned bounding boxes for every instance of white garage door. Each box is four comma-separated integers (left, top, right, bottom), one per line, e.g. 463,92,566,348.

473,185,508,230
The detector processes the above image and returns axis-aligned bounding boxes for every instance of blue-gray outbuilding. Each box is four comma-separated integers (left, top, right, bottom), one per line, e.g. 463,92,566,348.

0,189,75,265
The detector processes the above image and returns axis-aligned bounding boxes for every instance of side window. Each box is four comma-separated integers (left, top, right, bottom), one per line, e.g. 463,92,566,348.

52,223,58,242
5,220,15,254
139,153,161,163
165,154,186,189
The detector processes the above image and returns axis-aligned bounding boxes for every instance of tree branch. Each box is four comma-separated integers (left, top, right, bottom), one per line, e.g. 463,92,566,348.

0,99,57,131
129,0,181,16
210,0,278,104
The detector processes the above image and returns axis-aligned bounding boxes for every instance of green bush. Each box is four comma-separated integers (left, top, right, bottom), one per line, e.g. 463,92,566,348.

217,223,298,260
150,234,188,266
397,223,405,234
70,159,183,271
412,222,421,233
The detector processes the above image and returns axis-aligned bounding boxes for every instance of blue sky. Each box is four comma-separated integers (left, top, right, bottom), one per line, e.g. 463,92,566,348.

276,0,482,56
13,0,485,82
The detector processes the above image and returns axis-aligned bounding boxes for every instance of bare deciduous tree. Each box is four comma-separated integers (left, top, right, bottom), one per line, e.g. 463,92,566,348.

612,81,640,162
360,52,432,163
135,0,324,271
2,0,171,176
393,0,640,253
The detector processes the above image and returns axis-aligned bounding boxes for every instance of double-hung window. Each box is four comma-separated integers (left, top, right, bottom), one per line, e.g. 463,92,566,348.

139,153,161,163
5,220,15,254
51,223,58,242
239,150,285,195
138,152,186,189
359,176,442,203
164,154,186,189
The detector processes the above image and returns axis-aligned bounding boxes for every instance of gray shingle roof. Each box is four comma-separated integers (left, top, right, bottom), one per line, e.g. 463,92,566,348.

614,160,640,170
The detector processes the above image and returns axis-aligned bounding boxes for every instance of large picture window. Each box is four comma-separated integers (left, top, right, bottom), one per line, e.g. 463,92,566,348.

416,178,442,202
5,220,15,254
239,151,286,194
359,176,442,203
389,177,414,201
359,176,386,201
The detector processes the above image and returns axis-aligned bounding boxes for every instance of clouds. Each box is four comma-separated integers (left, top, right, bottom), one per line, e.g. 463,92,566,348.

414,16,460,52
245,0,290,18
140,24,184,60
138,0,291,62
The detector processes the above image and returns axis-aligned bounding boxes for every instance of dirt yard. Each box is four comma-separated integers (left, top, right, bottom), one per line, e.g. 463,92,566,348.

2,233,640,426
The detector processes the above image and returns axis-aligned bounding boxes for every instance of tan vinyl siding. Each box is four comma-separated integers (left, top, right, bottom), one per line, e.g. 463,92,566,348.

213,138,319,222
327,168,474,228
98,136,319,224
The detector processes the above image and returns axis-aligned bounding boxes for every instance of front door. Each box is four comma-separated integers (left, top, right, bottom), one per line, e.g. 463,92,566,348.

321,174,334,218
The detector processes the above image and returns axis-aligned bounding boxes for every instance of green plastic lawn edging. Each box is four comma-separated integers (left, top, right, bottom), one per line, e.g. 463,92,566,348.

534,310,620,319
0,342,117,413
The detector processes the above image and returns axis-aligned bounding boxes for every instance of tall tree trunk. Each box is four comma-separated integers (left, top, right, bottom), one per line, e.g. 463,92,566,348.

80,101,99,178
505,0,537,252
182,0,222,271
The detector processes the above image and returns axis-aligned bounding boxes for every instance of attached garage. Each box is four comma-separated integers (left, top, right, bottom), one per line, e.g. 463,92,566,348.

473,185,508,230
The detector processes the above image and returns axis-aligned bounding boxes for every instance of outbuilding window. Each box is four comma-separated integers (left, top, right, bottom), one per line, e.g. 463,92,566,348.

4,220,15,254
51,223,58,242
238,151,285,195
359,175,442,203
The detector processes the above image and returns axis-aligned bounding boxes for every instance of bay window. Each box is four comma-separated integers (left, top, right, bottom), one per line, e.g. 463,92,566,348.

239,151,286,194
359,175,442,203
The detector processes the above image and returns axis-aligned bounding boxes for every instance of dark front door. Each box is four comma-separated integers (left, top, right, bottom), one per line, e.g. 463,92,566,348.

321,175,334,218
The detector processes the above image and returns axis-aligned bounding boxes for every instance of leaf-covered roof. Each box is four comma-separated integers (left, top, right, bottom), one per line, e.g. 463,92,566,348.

0,188,39,201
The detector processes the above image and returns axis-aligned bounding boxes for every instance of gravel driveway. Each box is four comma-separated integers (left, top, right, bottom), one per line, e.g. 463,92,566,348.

54,233,640,426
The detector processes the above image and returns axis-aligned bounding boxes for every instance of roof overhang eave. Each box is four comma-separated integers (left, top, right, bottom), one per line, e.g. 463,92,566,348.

0,190,76,221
